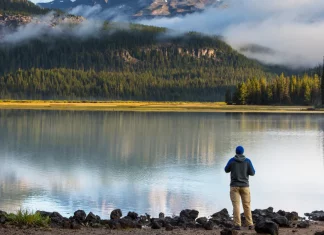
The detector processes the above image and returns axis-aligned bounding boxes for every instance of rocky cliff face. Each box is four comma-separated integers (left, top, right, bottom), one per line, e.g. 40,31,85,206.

38,0,223,17
116,46,219,64
0,13,84,29
0,13,32,28
135,0,220,17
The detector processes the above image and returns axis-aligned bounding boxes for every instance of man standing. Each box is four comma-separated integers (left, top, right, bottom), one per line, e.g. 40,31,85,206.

224,146,255,230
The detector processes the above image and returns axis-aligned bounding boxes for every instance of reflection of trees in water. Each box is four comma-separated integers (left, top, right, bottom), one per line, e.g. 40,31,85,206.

0,110,232,168
319,119,324,168
225,113,320,132
0,110,322,171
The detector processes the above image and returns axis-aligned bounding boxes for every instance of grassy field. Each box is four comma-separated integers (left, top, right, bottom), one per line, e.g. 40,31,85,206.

0,100,323,113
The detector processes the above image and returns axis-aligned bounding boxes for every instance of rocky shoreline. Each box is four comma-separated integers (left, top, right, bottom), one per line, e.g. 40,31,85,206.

0,207,324,235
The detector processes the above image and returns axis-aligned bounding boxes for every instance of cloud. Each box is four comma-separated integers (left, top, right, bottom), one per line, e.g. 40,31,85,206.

67,4,130,21
137,0,324,68
0,12,104,45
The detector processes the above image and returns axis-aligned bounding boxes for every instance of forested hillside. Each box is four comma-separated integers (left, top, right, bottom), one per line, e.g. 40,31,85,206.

0,25,275,101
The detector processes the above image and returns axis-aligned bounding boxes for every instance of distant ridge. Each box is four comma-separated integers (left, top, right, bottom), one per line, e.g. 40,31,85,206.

38,0,224,18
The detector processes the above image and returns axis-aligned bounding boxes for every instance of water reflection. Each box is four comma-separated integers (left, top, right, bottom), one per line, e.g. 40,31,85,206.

0,110,323,218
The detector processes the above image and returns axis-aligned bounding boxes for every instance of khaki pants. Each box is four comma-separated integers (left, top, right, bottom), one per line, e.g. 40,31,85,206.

230,187,253,226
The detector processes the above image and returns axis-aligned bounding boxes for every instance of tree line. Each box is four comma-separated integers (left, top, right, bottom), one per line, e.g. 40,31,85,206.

227,73,322,105
0,68,233,101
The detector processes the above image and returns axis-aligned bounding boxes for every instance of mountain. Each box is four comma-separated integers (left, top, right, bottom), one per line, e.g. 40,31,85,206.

0,15,278,101
38,0,223,18
0,0,294,102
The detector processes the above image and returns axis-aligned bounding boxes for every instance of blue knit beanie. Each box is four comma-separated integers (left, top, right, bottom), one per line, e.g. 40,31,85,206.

236,146,244,155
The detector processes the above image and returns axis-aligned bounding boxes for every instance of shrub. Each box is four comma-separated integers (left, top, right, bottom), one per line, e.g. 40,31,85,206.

6,209,50,227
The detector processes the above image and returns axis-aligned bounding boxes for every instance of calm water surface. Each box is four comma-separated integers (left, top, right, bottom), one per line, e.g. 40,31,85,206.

0,110,323,218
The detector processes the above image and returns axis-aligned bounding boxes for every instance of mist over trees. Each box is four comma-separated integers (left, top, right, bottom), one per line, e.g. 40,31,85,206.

0,29,273,101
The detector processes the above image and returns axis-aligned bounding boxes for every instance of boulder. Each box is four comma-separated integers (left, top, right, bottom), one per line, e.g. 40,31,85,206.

71,221,81,229
210,208,232,228
180,209,199,221
314,232,324,235
110,209,122,220
138,215,150,225
105,220,121,229
272,215,290,227
286,211,299,221
196,217,208,225
186,221,196,228
119,218,139,229
74,210,86,222
127,211,138,220
167,216,180,226
159,212,165,219
204,221,214,230
151,221,162,229
305,211,324,221
255,219,279,235
277,210,286,216
211,208,230,221
36,211,51,217
297,220,310,228
85,212,100,224
50,212,65,226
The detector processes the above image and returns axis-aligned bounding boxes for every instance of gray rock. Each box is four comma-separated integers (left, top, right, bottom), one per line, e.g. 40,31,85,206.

272,215,290,227
286,211,299,221
180,209,199,221
74,210,86,222
196,217,207,225
255,219,279,235
71,221,81,229
85,212,100,224
305,211,324,221
159,212,165,219
110,209,122,220
204,221,214,230
127,211,138,220
151,221,162,229
297,220,310,228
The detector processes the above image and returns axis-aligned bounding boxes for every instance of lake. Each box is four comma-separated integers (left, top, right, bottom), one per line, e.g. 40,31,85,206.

0,110,323,218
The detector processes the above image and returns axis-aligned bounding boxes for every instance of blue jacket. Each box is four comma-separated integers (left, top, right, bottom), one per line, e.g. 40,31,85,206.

224,154,255,187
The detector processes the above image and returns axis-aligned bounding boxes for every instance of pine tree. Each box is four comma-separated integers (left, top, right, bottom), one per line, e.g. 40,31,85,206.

225,88,232,104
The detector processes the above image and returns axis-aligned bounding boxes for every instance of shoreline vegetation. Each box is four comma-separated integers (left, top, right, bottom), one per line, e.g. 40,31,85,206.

0,100,324,113
0,208,324,235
